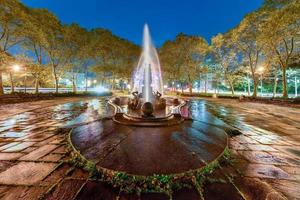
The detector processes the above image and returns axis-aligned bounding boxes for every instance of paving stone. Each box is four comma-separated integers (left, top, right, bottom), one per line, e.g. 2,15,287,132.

238,150,294,166
229,140,249,150
52,146,66,154
0,132,28,138
2,142,35,152
0,152,24,160
234,177,286,200
278,166,300,175
266,179,300,200
24,133,55,142
0,162,56,185
0,186,10,199
246,144,278,152
35,136,58,146
0,186,48,200
0,142,19,151
203,182,244,200
42,164,72,185
40,153,62,162
244,164,291,180
44,178,86,200
19,145,58,161
0,97,299,199
21,146,38,153
0,161,14,173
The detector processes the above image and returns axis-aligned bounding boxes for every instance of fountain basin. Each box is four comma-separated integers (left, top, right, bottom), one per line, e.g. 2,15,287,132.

70,119,228,176
108,96,186,127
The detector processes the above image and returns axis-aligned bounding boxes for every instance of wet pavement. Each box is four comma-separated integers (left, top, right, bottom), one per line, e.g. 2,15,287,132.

71,119,228,175
0,97,299,199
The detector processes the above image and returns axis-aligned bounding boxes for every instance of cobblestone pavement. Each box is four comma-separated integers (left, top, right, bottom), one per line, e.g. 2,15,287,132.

0,97,299,200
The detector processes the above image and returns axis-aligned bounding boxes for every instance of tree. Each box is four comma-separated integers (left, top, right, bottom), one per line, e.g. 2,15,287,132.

230,11,266,97
62,24,91,93
21,8,50,93
41,10,63,93
91,29,139,90
211,33,240,96
0,0,29,94
160,33,209,94
259,1,300,97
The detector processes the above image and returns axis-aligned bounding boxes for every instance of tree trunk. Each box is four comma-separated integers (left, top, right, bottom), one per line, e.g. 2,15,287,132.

85,68,88,92
188,83,192,94
54,76,59,93
282,67,288,98
273,73,278,98
204,74,208,93
181,82,184,94
247,76,251,96
252,79,258,98
52,66,59,93
226,74,235,96
72,74,77,93
9,72,14,94
229,81,235,96
0,71,4,95
35,77,39,94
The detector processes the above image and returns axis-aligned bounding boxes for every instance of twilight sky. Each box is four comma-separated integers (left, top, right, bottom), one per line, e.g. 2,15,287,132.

22,0,263,46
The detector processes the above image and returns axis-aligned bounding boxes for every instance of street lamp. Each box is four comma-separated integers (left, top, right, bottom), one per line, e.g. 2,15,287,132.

12,64,20,72
9,64,22,93
87,80,92,87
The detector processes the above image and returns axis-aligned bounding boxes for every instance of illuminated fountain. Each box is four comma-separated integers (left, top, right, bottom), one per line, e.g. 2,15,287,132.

132,24,163,102
69,24,230,195
109,24,181,120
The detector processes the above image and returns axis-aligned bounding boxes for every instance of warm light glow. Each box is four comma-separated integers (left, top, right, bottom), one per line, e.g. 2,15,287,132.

164,85,167,89
92,85,108,93
12,64,21,72
257,66,264,73
87,80,92,87
127,84,131,89
93,80,97,84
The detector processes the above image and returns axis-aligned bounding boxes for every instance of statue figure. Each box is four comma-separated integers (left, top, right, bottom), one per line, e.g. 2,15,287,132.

128,91,140,110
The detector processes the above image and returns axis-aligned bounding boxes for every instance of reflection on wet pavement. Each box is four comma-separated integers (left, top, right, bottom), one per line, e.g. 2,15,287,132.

0,97,299,199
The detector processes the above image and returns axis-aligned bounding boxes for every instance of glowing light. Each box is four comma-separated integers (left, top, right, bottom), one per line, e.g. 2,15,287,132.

257,66,264,73
92,85,108,93
127,84,131,89
93,80,97,84
164,85,168,89
131,24,164,99
177,84,180,88
12,64,20,72
87,80,92,87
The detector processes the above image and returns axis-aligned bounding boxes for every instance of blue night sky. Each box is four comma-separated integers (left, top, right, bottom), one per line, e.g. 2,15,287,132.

22,0,263,46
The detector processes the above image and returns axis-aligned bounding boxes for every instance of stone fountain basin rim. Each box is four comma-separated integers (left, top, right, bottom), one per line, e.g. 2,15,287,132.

108,96,186,119
67,125,229,177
